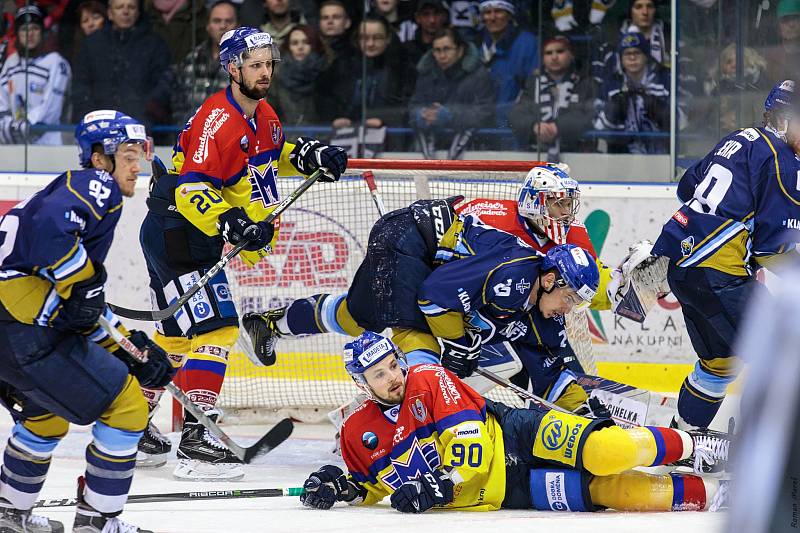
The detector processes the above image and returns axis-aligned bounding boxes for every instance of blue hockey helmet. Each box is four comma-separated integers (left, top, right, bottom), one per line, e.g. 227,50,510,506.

219,26,281,69
75,110,151,168
517,163,580,245
344,332,408,403
765,80,797,114
541,244,599,306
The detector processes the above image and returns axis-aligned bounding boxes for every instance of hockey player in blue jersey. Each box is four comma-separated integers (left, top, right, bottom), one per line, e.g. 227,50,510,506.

0,110,175,533
652,80,800,429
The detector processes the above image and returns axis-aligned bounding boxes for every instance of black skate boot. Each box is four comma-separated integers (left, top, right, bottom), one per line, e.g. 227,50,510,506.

673,428,732,474
0,497,63,533
72,479,150,533
173,409,244,481
136,406,171,468
242,307,286,365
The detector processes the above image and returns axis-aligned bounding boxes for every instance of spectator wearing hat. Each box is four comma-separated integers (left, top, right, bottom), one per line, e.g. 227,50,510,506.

409,27,494,158
401,0,449,65
510,35,593,160
0,4,70,145
476,0,538,128
594,31,671,154
766,0,800,84
171,0,237,125
72,0,172,127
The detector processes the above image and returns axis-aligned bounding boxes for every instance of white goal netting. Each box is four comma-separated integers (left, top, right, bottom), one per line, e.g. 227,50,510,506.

212,159,595,421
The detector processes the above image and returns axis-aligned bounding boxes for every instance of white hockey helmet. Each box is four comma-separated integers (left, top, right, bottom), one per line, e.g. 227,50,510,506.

517,163,580,245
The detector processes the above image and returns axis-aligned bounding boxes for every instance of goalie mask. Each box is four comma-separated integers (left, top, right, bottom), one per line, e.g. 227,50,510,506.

517,164,580,245
344,332,408,406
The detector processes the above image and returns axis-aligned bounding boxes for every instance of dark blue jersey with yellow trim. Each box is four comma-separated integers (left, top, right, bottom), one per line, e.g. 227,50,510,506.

0,169,121,331
653,127,800,276
418,215,565,349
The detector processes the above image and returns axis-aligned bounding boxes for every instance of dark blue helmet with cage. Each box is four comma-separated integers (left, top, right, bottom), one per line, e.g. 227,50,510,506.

344,331,408,404
541,244,599,305
75,110,151,168
219,26,281,69
764,80,799,140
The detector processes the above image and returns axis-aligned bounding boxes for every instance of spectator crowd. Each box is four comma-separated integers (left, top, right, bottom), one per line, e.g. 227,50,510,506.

0,0,793,158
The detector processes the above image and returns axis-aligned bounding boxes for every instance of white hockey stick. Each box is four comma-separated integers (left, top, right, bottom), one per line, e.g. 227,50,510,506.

98,316,293,463
361,170,387,217
109,168,326,321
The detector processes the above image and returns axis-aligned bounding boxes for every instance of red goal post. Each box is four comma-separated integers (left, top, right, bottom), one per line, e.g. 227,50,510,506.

190,159,595,424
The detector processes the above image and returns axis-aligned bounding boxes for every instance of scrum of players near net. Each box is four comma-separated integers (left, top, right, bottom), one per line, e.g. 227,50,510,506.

0,20,795,529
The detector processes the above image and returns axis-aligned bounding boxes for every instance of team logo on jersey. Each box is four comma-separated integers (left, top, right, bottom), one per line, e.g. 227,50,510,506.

248,162,279,208
516,278,530,294
541,420,568,451
410,398,427,423
269,120,282,144
361,431,379,450
680,236,694,257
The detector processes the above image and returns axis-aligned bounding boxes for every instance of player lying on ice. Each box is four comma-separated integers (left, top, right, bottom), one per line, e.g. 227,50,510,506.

300,331,731,514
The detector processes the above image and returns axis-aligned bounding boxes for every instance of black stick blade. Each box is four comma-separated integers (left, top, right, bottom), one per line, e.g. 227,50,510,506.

243,418,294,463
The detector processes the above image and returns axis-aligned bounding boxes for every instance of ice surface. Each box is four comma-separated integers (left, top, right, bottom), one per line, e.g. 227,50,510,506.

14,409,726,533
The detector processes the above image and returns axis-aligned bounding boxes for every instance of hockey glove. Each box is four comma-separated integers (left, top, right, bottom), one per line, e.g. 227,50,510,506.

61,264,107,332
217,207,274,252
300,465,365,510
439,329,482,378
289,137,348,182
112,330,177,388
390,470,454,514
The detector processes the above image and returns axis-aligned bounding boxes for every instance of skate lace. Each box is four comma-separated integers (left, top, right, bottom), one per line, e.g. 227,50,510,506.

708,480,730,512
101,516,140,533
202,427,228,451
146,423,170,445
692,434,729,472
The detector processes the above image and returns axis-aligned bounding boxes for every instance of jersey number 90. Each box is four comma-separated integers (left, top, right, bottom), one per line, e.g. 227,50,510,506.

451,443,482,467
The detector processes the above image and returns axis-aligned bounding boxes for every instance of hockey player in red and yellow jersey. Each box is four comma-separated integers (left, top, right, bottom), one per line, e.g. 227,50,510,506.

137,27,348,479
300,332,731,514
457,163,614,311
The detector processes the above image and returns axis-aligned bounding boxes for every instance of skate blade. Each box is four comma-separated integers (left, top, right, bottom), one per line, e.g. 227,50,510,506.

136,451,168,468
173,459,244,481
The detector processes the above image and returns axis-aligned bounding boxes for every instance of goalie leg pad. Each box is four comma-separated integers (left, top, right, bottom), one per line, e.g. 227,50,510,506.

463,342,523,395
530,468,595,512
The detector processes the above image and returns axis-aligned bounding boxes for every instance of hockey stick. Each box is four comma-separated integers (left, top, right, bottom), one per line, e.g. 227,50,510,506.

34,487,305,508
361,170,387,217
109,168,326,321
473,367,573,414
98,316,293,463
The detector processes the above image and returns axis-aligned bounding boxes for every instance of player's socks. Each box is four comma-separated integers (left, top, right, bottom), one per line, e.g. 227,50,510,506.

677,360,734,428
174,409,244,481
589,470,722,511
83,422,141,515
0,423,63,532
284,293,362,336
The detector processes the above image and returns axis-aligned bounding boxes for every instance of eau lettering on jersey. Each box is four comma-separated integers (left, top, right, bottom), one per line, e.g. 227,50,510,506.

653,126,800,276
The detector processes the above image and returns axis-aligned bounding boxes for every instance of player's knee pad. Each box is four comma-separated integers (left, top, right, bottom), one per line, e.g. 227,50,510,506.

533,410,597,468
529,468,595,512
22,413,69,440
582,425,640,476
392,328,440,365
189,325,239,358
99,375,149,433
552,381,589,412
91,419,143,455
687,357,740,399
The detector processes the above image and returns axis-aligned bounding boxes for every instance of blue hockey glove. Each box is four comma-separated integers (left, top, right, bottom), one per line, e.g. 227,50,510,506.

61,264,107,331
113,330,177,388
289,137,348,182
439,329,482,378
390,470,454,513
301,465,364,509
217,207,274,251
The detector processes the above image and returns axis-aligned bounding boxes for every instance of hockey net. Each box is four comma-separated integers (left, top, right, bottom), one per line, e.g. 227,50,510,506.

216,159,596,422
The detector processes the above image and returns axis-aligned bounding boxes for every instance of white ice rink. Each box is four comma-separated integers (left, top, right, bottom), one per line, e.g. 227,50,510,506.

15,410,728,533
